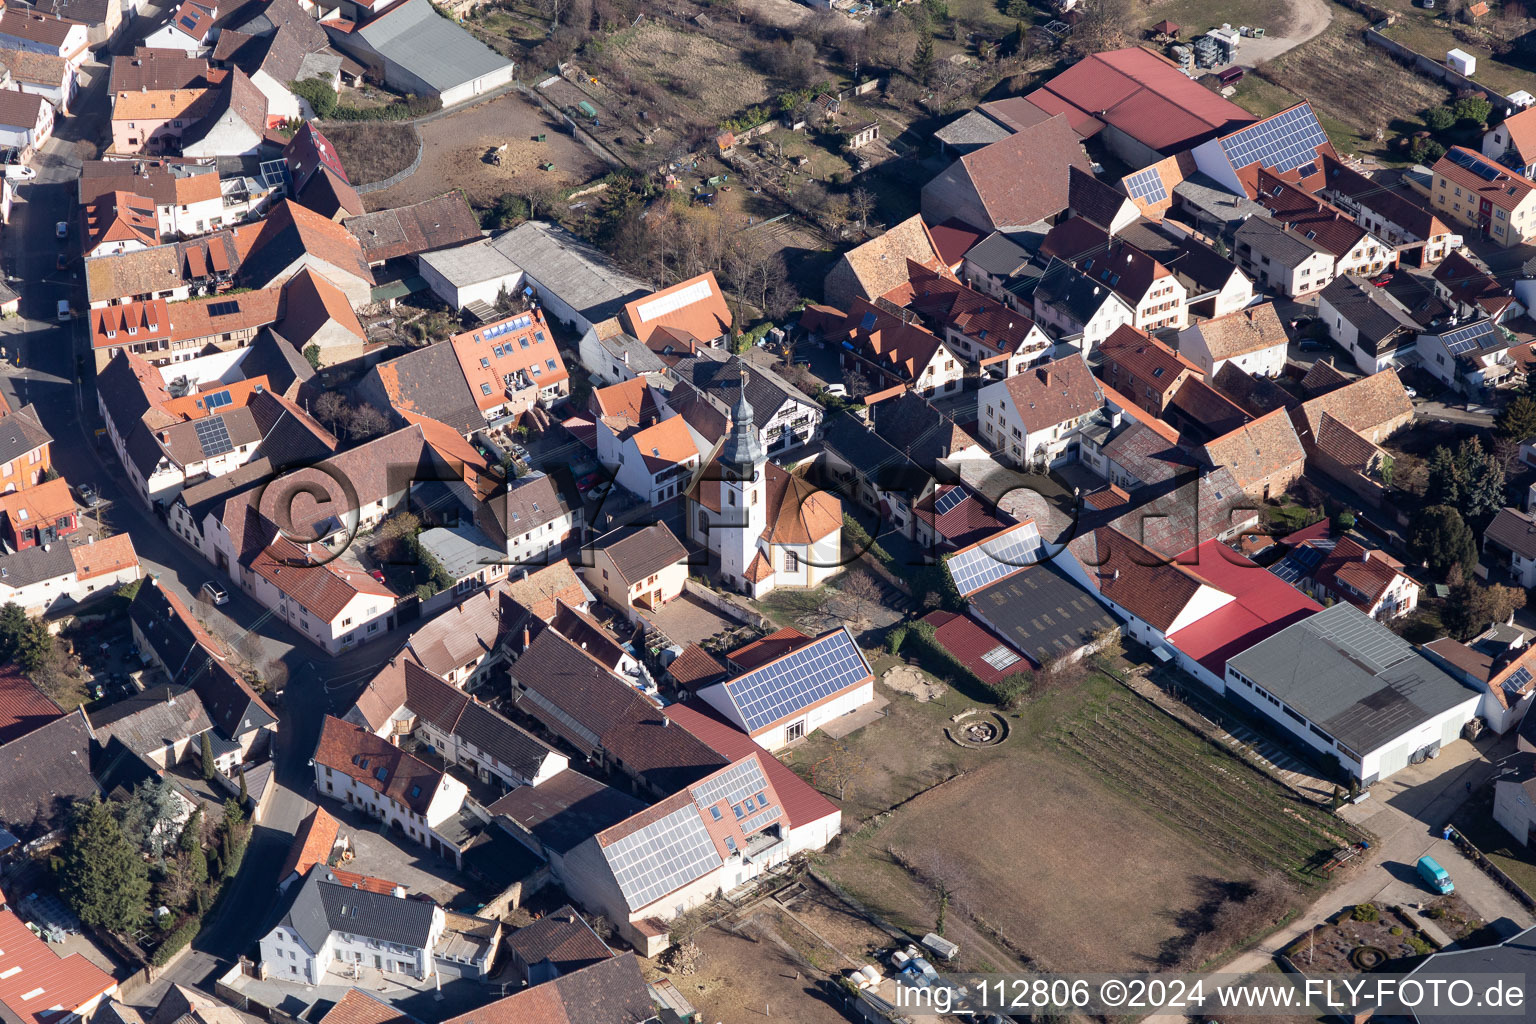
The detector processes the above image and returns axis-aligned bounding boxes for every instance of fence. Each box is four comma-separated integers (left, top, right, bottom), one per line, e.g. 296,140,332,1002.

1444,825,1536,910
519,83,627,170
1363,26,1513,108
681,578,769,629
355,123,424,194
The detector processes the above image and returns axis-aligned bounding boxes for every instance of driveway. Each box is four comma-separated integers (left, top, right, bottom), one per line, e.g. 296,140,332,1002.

1237,0,1334,66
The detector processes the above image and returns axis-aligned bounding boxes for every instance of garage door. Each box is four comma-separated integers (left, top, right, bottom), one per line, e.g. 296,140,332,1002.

1376,740,1414,780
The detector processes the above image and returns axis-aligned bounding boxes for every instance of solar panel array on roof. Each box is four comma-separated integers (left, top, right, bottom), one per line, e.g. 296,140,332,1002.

179,14,197,28
1442,319,1497,356
481,314,533,341
1123,167,1168,204
207,300,239,317
723,629,871,732
1219,104,1328,174
1269,543,1326,584
689,758,768,813
1305,605,1415,674
604,804,721,911
946,523,1043,597
1504,666,1532,698
933,486,967,517
203,389,232,410
194,415,233,457
740,804,781,834
1447,147,1503,182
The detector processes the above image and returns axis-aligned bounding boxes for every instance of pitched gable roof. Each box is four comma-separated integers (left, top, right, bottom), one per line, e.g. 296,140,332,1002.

994,355,1103,433
946,113,1090,228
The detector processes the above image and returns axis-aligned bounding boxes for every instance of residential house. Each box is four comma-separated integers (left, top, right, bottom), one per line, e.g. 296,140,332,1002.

893,262,1051,377
260,866,446,983
665,351,822,455
1040,219,1191,332
0,88,51,151
921,113,1091,232
0,532,140,615
1432,252,1518,323
584,522,688,613
0,710,96,847
1271,522,1420,621
284,122,362,220
439,955,654,1024
86,686,213,770
216,0,335,124
0,403,53,490
80,191,158,258
1232,216,1337,298
1317,154,1455,265
449,308,568,423
1027,258,1137,354
0,477,76,550
1111,218,1254,320
357,342,483,437
1226,603,1479,783
1253,170,1396,278
1484,105,1536,178
78,159,225,240
1484,506,1536,587
90,286,285,370
960,231,1033,301
22,0,124,51
0,11,88,68
1096,325,1200,415
331,0,514,107
0,666,61,744
1176,302,1289,378
590,379,703,505
823,214,942,312
1417,317,1517,395
1318,276,1421,375
1430,147,1536,247
977,355,1103,469
475,471,580,572
84,229,243,308
620,271,731,350
234,198,373,306
503,906,613,986
0,46,78,114
346,656,567,792
142,0,216,54
313,715,471,864
1187,102,1335,194
110,76,218,154
1425,624,1536,736
830,297,965,397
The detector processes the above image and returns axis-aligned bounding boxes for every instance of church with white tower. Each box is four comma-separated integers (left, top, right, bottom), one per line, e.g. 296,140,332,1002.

687,369,844,599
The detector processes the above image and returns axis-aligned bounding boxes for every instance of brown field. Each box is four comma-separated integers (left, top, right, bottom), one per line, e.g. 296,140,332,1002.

605,22,773,127
682,911,856,1024
320,123,417,187
809,674,1356,972
1258,9,1452,159
363,92,610,211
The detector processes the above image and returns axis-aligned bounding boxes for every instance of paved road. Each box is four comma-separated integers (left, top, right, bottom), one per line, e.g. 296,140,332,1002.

0,20,406,1001
1238,0,1334,66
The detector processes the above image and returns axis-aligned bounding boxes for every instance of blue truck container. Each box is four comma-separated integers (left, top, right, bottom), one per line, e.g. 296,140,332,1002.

1417,855,1454,894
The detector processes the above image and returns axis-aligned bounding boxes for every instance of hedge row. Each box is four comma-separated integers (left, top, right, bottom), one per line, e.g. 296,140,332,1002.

151,916,201,967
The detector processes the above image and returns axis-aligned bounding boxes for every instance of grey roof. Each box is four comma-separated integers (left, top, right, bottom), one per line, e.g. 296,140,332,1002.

1408,925,1536,1024
369,341,483,436
489,221,650,327
284,869,439,951
1080,465,1254,558
819,410,929,494
91,687,214,756
419,237,519,290
933,108,1013,149
593,331,667,376
970,563,1117,665
963,231,1032,277
353,0,512,94
1034,257,1122,325
0,541,77,590
0,711,97,842
668,350,810,431
491,471,572,543
1320,276,1418,353
0,404,51,467
1226,602,1477,758
417,523,504,582
1484,506,1536,560
487,768,644,855
240,328,315,398
1173,172,1267,230
15,0,112,25
1234,215,1328,270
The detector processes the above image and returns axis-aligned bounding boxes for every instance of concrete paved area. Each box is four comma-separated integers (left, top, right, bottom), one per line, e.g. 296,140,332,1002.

643,591,739,645
816,693,889,740
327,803,475,907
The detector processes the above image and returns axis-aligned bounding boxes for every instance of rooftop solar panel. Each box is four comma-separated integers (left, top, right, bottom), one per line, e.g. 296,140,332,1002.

933,486,967,517
723,628,872,732
1504,666,1532,697
1219,104,1328,175
604,804,721,911
480,315,533,341
690,758,768,814
1123,167,1168,205
193,415,233,457
1447,147,1502,181
203,389,232,409
1303,605,1415,674
207,300,239,317
179,14,197,28
946,522,1043,597
740,804,781,834
1441,319,1496,356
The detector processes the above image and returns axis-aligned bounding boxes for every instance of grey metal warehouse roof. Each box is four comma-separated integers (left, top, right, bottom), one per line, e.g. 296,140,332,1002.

419,237,520,289
1227,603,1476,758
489,221,650,325
355,0,513,93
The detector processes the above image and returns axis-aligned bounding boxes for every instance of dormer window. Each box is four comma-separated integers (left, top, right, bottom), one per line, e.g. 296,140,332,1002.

127,326,137,335
106,330,117,338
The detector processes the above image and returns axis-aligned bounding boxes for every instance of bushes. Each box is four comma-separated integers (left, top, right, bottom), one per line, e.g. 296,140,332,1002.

290,78,337,119
332,94,441,122
151,916,200,966
842,513,892,566
885,624,908,655
1352,902,1379,923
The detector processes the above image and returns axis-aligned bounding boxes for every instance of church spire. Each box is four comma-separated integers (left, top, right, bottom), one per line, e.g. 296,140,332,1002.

716,365,764,480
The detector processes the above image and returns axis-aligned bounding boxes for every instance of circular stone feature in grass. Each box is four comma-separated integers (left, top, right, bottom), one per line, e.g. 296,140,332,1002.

1350,946,1387,970
945,710,1010,748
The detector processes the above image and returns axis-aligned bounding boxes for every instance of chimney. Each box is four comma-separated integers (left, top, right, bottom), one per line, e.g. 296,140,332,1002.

393,885,406,899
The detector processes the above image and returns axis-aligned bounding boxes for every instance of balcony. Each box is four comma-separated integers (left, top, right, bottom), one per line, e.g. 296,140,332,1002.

743,826,784,863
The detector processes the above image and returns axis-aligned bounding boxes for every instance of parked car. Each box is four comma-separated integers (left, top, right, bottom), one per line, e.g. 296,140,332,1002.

369,568,386,584
1299,339,1327,351
201,581,229,606
1371,272,1395,287
76,483,99,507
2,165,35,180
56,299,69,321
54,221,67,239
824,383,848,398
1404,387,1418,398
1417,854,1454,894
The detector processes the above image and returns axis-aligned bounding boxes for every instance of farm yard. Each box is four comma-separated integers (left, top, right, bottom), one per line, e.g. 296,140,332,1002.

361,91,611,211
801,671,1361,972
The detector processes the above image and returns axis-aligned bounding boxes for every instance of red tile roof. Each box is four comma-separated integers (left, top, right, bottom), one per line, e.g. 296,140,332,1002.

922,609,1034,680
1433,146,1536,213
726,627,811,671
279,805,339,881
928,219,985,268
312,715,443,815
1166,540,1321,676
621,271,732,345
0,908,116,1024
1079,527,1216,633
0,663,61,744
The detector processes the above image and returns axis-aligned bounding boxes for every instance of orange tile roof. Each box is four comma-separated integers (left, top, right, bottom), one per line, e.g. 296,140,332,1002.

629,414,699,471
312,715,442,815
1432,146,1536,214
112,85,213,121
83,191,158,250
0,477,73,526
622,271,732,345
0,908,116,1024
70,533,138,581
279,806,340,881
91,297,171,350
450,308,567,412
591,376,656,425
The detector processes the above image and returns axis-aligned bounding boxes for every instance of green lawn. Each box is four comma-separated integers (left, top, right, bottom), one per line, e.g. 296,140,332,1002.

1134,0,1293,36
1381,16,1536,99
